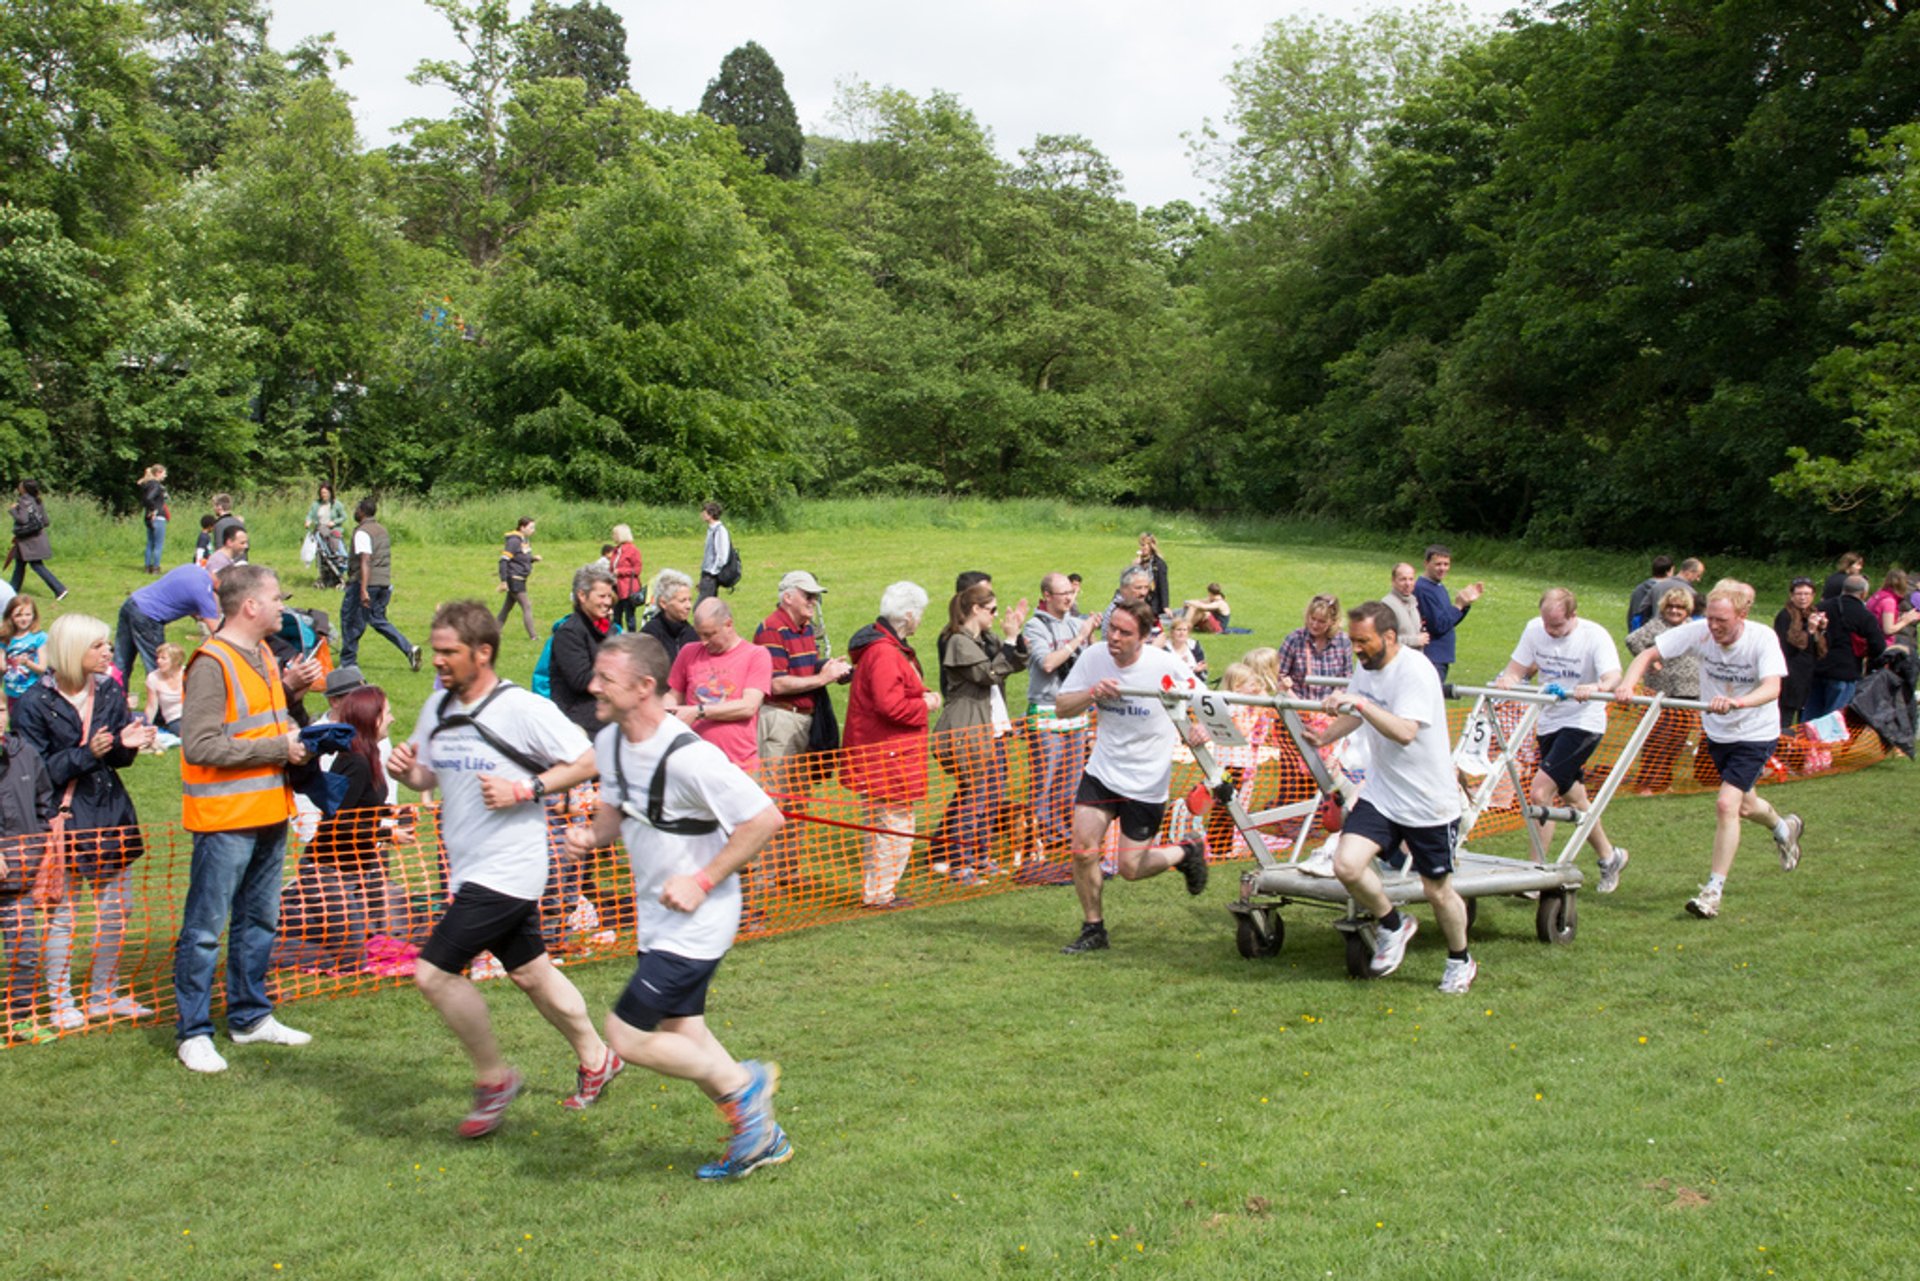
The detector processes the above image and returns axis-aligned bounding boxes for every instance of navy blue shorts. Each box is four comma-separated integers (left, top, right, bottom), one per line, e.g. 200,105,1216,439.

612,949,724,1031
1535,728,1604,794
421,883,546,975
1075,772,1167,843
1343,797,1459,880
1705,738,1772,792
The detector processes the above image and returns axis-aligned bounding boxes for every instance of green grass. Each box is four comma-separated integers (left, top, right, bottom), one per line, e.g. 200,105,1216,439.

3,495,1916,1277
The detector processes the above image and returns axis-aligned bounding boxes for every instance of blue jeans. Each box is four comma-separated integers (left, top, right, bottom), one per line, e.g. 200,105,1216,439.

1803,678,1856,723
339,584,414,665
938,735,1008,868
1027,715,1089,849
114,597,167,682
144,516,168,572
172,824,289,1041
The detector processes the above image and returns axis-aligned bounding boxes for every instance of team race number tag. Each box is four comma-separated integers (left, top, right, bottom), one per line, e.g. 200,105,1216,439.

1187,691,1247,746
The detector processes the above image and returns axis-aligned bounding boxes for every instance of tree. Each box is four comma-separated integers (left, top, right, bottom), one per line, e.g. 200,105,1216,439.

391,0,518,266
515,0,629,100
699,42,804,179
0,205,106,479
144,0,283,175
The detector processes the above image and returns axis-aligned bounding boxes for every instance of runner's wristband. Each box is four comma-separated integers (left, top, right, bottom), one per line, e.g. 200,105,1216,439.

694,870,715,893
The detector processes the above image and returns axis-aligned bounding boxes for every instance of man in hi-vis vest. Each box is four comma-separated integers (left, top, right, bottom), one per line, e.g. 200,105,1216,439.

173,562,323,1073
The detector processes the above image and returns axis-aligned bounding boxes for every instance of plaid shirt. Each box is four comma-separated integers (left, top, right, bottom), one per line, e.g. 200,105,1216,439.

1277,626,1354,695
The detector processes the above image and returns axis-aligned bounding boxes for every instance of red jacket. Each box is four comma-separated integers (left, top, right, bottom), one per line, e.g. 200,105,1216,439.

611,542,644,599
840,619,931,805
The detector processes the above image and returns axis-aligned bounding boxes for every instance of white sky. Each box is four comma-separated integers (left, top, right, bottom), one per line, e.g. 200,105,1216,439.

267,0,1518,211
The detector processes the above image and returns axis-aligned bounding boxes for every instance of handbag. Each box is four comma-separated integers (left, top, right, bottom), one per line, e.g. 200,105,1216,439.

29,780,80,907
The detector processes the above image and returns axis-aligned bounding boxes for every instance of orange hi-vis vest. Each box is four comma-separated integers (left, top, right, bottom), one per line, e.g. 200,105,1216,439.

180,636,297,833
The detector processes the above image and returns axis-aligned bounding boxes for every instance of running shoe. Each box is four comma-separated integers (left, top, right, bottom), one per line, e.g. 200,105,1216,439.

85,995,155,1020
1176,836,1209,896
1369,916,1418,977
1437,956,1479,995
177,1035,228,1074
8,1020,56,1046
561,1049,624,1110
1060,922,1109,954
1596,849,1630,895
1685,883,1722,919
716,1060,781,1165
697,1124,793,1181
457,1070,524,1139
1776,814,1804,871
230,1015,311,1046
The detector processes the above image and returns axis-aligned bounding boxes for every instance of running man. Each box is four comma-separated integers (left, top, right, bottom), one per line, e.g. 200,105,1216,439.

386,600,621,1138
568,633,791,1180
1309,602,1477,993
1492,588,1630,892
1616,580,1803,918
1052,597,1210,954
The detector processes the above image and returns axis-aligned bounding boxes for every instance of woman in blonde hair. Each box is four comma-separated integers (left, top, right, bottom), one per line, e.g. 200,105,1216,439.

12,613,156,1027
609,523,644,632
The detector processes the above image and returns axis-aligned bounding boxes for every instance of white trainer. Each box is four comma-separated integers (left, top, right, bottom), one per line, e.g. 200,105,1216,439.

1776,814,1804,871
179,1035,229,1073
1685,882,1722,919
1437,956,1479,995
49,1006,86,1032
230,1015,312,1047
1596,849,1630,895
1369,916,1418,977
86,995,155,1020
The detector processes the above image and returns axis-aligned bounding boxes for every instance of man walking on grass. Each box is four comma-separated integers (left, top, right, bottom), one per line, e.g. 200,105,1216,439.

568,633,791,1180
1616,581,1803,919
1309,602,1478,994
386,600,620,1137
340,496,422,672
1052,598,1210,954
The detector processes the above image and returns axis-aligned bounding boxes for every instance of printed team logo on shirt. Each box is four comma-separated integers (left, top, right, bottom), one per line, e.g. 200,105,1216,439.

1702,655,1758,685
692,673,739,707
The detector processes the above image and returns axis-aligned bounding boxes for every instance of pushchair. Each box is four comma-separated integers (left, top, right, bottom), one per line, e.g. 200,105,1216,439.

306,527,349,587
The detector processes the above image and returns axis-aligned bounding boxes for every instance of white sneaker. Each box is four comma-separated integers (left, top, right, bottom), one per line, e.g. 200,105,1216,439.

1685,883,1722,919
179,1035,229,1073
86,995,155,1020
1776,814,1804,871
1437,956,1479,994
1369,916,1418,977
1596,849,1630,895
49,1006,86,1032
230,1015,312,1047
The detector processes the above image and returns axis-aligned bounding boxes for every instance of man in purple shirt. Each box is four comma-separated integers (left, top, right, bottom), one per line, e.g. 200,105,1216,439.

115,563,222,682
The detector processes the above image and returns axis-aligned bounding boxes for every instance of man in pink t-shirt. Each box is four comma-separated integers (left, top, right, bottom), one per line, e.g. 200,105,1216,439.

667,598,772,769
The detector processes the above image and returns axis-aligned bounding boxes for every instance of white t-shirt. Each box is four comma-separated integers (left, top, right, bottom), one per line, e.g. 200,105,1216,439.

1510,616,1620,735
351,529,373,557
597,719,773,960
1058,643,1198,802
1349,646,1461,826
410,682,591,900
1655,619,1786,744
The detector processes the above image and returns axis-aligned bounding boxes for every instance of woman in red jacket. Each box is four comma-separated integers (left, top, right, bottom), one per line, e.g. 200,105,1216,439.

841,582,940,910
609,523,645,632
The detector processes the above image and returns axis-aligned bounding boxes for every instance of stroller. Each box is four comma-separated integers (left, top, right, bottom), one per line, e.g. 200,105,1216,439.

306,527,350,588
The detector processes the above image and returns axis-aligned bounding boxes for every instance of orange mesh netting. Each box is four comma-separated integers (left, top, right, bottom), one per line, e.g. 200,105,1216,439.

0,702,1890,1047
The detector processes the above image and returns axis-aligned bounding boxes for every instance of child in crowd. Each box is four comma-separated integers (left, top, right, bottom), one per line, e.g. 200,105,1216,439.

142,643,185,737
193,514,216,566
1,596,48,709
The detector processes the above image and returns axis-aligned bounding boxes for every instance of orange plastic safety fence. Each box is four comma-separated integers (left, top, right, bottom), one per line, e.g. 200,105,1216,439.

0,705,1890,1048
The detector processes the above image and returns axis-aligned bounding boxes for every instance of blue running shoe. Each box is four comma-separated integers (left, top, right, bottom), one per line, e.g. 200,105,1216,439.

696,1124,793,1181
716,1060,780,1163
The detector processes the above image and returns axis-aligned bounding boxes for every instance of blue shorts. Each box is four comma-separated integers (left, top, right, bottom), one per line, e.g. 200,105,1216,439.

612,949,724,1031
1705,738,1772,792
1535,729,1604,794
1344,798,1459,880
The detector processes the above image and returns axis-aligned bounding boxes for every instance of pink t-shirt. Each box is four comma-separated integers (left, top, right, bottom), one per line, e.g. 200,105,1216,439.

668,638,773,768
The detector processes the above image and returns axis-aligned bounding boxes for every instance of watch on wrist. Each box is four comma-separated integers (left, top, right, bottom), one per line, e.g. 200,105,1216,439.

530,777,548,801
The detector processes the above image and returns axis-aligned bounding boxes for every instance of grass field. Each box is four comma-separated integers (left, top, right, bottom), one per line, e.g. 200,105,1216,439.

3,494,1916,1277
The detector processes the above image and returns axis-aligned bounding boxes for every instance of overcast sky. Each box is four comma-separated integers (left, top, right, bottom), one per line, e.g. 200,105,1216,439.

267,1,1517,211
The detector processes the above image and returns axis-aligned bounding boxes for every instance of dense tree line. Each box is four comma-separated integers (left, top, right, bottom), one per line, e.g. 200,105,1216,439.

0,0,1914,551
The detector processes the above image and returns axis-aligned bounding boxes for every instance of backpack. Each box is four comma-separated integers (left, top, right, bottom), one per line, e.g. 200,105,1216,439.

599,723,720,836
428,681,553,776
715,542,743,589
530,616,569,698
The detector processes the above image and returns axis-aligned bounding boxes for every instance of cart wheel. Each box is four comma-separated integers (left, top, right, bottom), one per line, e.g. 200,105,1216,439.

1344,930,1375,978
1535,889,1577,944
1236,910,1283,959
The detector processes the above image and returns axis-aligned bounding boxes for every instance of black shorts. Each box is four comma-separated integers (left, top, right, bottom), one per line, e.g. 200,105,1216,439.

1343,798,1459,880
612,949,723,1031
1075,771,1167,844
1705,738,1772,792
420,883,547,975
1535,728,1604,794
